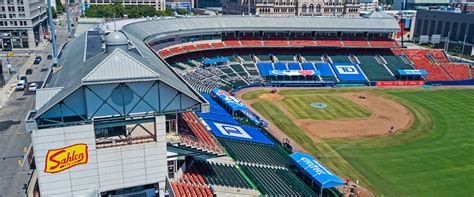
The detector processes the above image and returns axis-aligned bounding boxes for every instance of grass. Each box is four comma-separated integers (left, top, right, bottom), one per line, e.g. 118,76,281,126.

244,88,474,196
278,95,372,120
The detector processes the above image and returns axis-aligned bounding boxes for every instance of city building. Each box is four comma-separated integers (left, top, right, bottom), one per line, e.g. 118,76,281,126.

412,9,474,55
85,0,166,10
222,0,361,16
0,0,48,50
393,0,450,10
360,0,378,12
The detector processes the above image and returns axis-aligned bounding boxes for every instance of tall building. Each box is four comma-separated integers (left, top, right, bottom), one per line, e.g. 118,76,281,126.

222,0,361,16
0,0,48,50
360,0,378,12
85,0,166,10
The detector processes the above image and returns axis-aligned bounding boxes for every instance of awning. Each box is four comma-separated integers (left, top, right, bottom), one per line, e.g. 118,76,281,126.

211,88,247,111
289,152,345,188
397,69,428,76
202,57,229,64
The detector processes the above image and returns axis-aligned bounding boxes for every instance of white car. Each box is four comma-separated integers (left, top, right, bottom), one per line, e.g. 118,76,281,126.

28,83,38,92
16,80,26,91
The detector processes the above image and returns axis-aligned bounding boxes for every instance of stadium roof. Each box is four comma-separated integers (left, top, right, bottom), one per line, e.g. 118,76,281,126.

122,14,400,42
290,152,345,189
35,29,208,119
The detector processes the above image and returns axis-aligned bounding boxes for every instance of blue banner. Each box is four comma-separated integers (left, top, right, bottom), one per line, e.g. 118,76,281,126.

207,121,274,144
203,57,229,64
331,63,367,81
397,69,428,76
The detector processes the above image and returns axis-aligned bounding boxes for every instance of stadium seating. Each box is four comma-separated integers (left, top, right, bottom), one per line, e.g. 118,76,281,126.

274,62,288,70
196,43,212,50
182,45,198,52
288,62,302,70
429,50,449,63
316,37,343,47
403,49,452,81
240,36,263,47
368,38,398,47
179,112,224,154
257,63,273,77
342,37,370,47
169,181,213,197
289,37,315,46
188,161,252,189
382,54,415,74
211,42,226,48
240,166,318,196
262,37,290,47
314,63,337,81
357,55,396,81
158,49,172,58
168,46,186,54
218,138,290,167
439,63,471,80
330,54,352,63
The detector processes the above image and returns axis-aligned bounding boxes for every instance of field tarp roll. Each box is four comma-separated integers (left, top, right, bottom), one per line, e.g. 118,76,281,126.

290,152,345,188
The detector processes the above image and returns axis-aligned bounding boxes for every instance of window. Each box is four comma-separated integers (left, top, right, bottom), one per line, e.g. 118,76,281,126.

302,4,306,12
309,4,314,12
316,4,321,12
18,6,24,12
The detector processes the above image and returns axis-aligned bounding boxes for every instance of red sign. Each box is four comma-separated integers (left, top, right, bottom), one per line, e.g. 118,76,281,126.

44,144,88,174
375,81,425,86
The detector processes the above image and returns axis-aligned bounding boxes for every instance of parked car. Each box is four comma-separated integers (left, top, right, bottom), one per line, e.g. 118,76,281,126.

26,68,33,75
19,76,28,83
16,80,26,91
34,56,42,64
28,83,38,92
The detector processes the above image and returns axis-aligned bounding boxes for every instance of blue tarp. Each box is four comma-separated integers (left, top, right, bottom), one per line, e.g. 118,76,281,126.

302,63,316,70
274,62,288,70
315,63,335,77
197,112,240,125
331,63,367,81
200,93,232,116
288,63,302,70
211,88,247,111
207,121,273,144
203,57,229,64
257,63,273,77
290,152,345,188
397,69,428,76
269,70,320,76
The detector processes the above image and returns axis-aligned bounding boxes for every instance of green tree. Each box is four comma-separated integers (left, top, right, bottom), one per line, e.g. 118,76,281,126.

55,0,64,13
52,7,58,19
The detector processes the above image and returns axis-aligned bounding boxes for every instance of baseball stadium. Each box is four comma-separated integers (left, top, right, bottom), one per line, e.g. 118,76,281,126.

27,8,473,197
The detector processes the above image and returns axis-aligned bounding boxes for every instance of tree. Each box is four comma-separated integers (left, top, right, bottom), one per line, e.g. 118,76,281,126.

55,0,64,13
52,7,58,19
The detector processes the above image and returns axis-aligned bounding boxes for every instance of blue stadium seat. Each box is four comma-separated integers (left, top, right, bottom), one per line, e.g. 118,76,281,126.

301,63,316,70
274,63,288,70
257,63,274,77
288,63,302,70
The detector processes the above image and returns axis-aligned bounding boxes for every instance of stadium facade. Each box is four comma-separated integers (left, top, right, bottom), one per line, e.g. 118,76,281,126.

222,0,362,16
25,8,472,197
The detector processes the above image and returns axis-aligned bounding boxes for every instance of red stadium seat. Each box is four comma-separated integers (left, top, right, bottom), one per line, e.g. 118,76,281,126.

196,43,212,49
429,50,449,63
439,63,471,80
182,45,198,52
402,49,452,81
316,37,342,47
210,42,226,48
343,37,369,47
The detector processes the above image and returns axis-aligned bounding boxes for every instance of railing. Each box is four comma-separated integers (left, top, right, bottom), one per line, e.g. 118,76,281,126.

96,135,156,149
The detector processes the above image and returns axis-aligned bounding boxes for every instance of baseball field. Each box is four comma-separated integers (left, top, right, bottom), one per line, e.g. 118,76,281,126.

239,88,474,196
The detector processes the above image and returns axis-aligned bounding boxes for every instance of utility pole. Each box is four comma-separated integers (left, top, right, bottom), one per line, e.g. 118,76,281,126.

461,33,467,63
66,0,73,38
47,0,58,65
400,2,404,47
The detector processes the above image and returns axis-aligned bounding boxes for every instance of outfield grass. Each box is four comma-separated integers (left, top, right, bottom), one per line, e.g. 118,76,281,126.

278,95,372,120
245,88,474,196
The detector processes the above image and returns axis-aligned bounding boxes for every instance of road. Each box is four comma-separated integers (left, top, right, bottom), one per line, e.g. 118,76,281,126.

0,3,80,196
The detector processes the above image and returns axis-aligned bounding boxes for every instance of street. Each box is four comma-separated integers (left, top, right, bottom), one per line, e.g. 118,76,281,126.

0,3,80,196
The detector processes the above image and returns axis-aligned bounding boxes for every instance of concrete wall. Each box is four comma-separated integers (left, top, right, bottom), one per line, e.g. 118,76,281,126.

31,116,167,196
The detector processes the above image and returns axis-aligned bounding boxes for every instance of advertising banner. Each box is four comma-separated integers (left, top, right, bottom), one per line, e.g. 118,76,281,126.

375,81,425,86
44,144,88,174
331,63,367,81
